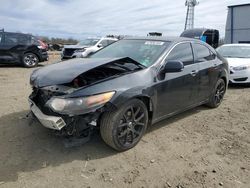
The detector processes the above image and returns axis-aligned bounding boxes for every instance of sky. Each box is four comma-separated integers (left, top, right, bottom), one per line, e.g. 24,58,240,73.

0,0,249,39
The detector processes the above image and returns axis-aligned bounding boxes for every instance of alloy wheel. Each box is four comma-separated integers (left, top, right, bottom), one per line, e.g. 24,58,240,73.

117,106,146,147
24,54,38,66
214,81,226,105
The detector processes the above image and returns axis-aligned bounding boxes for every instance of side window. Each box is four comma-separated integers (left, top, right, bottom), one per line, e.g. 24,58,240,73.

100,40,109,47
0,33,2,43
4,33,19,45
18,34,30,45
108,40,116,45
31,36,40,45
4,33,30,45
166,43,194,66
193,43,215,62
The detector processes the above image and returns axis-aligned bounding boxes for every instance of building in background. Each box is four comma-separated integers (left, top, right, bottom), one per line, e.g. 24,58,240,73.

225,3,250,44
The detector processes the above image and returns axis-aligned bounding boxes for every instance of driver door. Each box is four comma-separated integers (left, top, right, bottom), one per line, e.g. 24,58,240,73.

154,42,199,120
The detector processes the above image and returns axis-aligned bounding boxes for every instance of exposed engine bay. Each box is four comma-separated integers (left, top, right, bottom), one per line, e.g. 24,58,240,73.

66,58,145,88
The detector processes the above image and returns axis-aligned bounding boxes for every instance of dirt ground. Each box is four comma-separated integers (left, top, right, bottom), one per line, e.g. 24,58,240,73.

0,55,249,188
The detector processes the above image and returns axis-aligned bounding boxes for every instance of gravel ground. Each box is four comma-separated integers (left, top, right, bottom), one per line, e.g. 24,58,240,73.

0,56,249,188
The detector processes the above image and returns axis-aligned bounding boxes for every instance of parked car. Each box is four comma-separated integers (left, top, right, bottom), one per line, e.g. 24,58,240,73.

61,37,118,59
217,44,250,85
29,36,229,151
0,31,48,67
180,28,219,48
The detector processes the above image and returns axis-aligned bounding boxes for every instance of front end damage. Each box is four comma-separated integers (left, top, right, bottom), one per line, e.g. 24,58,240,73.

28,57,145,144
29,85,108,139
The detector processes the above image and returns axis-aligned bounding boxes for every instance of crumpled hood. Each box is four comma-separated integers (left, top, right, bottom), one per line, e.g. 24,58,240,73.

226,57,250,67
30,57,129,88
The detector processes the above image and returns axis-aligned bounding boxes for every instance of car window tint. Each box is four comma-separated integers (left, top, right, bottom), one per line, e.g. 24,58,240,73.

0,33,3,43
166,43,194,66
0,33,2,43
4,33,19,45
4,33,30,45
31,36,40,45
18,34,30,45
193,43,215,62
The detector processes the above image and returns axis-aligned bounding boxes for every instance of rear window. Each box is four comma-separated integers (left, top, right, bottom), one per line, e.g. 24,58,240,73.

31,36,40,45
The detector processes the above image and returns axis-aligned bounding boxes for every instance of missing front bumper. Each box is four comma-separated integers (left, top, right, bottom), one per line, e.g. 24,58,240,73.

29,100,66,130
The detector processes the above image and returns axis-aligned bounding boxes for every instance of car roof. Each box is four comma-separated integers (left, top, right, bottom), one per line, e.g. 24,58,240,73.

123,36,200,43
3,31,32,37
220,44,250,47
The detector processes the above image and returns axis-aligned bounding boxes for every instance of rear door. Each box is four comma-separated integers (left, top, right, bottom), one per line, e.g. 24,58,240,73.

0,33,21,63
154,42,200,119
5,33,31,63
191,42,219,102
0,32,4,62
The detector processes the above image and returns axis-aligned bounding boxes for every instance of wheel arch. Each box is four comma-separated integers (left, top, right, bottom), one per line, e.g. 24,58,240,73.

134,95,154,125
23,51,41,62
220,76,227,87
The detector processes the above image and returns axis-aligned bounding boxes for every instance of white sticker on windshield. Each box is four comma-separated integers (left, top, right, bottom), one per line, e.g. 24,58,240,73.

145,41,164,45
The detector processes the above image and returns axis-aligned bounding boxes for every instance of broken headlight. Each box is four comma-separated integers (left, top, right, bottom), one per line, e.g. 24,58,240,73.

75,49,86,53
46,91,115,115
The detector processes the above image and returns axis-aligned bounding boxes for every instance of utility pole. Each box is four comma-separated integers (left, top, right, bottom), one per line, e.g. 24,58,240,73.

184,0,199,30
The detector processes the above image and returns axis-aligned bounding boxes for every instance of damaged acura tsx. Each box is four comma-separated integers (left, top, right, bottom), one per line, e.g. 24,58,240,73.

29,36,229,151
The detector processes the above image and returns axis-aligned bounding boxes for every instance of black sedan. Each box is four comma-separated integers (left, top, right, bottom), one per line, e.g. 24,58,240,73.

29,36,229,151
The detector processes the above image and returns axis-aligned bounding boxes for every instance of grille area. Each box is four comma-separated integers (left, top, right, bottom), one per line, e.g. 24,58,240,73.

234,77,248,82
30,88,63,116
63,48,76,57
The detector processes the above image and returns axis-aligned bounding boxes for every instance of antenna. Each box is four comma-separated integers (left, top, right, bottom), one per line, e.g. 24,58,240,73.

184,0,199,30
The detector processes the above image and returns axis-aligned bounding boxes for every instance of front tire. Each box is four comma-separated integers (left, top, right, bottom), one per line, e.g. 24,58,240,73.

22,53,39,68
100,99,148,151
206,78,226,108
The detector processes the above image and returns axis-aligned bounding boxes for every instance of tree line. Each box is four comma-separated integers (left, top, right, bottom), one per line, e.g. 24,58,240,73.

37,36,79,45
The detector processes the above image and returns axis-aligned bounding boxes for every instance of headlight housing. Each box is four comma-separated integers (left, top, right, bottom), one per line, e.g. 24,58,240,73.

46,91,115,115
75,49,86,53
233,64,250,71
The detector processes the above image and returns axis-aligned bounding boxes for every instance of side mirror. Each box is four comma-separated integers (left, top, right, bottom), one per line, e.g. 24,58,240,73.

97,44,103,48
161,60,184,74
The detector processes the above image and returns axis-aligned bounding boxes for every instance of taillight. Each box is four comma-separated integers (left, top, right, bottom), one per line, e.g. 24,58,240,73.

38,40,48,50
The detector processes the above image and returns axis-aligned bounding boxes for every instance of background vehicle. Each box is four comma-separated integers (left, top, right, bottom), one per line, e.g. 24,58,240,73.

217,44,250,84
0,30,48,67
61,37,118,59
29,37,228,151
180,28,219,48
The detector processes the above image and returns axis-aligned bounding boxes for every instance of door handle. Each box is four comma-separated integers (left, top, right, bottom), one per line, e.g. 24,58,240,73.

190,70,198,76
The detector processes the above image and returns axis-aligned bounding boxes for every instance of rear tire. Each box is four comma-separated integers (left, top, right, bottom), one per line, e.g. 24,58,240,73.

22,53,39,68
100,99,148,151
206,78,226,108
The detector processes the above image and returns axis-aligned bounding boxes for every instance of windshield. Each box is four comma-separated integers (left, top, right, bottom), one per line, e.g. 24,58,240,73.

91,39,170,67
217,45,250,58
78,39,99,46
